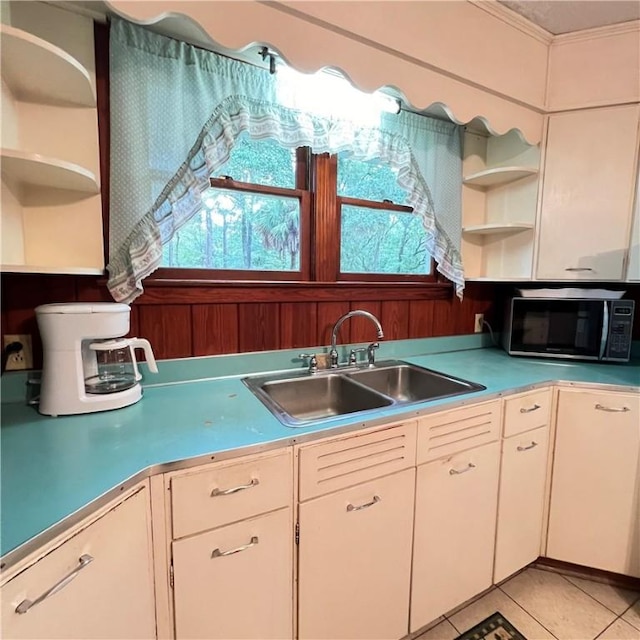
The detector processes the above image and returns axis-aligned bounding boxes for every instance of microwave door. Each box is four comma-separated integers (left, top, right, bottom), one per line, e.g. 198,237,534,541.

510,299,605,360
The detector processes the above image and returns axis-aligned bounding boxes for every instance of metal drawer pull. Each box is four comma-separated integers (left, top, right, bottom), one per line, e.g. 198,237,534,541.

595,404,630,413
565,267,594,272
449,463,476,475
347,495,381,512
15,554,94,614
520,404,541,413
211,536,259,558
517,441,538,452
210,478,259,497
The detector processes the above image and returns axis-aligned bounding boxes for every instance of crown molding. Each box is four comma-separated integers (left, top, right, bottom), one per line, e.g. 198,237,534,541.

467,0,553,45
551,19,640,45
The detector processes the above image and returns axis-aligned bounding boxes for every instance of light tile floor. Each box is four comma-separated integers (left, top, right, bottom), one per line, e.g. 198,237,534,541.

416,567,640,640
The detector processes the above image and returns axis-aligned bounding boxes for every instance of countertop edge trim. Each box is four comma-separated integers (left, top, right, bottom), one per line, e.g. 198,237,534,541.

1,378,638,573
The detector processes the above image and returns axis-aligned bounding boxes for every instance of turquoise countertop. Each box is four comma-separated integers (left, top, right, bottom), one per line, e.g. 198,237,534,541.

1,336,639,565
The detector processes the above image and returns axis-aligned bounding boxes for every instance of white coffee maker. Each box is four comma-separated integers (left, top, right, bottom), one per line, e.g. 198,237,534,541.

36,302,158,416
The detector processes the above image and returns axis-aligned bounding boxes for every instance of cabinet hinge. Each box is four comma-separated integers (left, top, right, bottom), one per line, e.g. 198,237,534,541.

169,562,174,589
295,521,300,545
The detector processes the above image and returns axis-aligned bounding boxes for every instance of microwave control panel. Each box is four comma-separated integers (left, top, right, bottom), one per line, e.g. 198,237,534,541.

607,301,635,360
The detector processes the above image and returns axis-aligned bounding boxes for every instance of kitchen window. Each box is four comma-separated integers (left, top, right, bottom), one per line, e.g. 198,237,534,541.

107,18,463,303
159,140,434,282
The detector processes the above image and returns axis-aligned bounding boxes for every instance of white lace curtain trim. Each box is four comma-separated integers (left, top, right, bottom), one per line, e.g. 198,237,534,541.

107,95,464,302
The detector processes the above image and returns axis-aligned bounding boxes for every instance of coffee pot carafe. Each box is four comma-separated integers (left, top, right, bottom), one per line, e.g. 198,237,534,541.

36,303,158,416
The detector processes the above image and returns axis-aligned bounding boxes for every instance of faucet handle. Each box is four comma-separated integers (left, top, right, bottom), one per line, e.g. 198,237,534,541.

367,342,380,366
348,347,368,365
299,353,318,374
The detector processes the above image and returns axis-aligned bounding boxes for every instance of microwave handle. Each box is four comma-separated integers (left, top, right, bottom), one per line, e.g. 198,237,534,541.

599,301,609,360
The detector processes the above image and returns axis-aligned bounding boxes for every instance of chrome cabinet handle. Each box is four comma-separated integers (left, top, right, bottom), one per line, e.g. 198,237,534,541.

15,554,94,614
565,267,594,272
449,462,476,475
347,495,381,512
517,441,538,451
211,536,259,558
210,478,259,497
520,404,541,414
595,403,630,413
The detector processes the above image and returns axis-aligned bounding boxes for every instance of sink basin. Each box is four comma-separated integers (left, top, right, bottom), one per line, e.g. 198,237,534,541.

243,360,484,427
248,373,392,426
346,362,485,403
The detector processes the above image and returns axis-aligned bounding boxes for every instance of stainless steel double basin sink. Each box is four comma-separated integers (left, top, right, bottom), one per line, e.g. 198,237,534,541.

243,360,485,427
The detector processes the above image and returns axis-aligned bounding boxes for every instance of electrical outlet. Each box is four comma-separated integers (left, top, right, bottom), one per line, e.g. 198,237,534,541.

474,314,484,333
3,334,33,370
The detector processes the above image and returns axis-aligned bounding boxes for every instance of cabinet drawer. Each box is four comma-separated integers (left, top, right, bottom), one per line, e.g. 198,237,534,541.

1,488,155,640
171,449,292,539
503,388,552,437
173,508,293,640
298,422,417,501
416,400,501,464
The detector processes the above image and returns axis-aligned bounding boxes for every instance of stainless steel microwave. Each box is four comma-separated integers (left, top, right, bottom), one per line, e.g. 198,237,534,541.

503,297,635,362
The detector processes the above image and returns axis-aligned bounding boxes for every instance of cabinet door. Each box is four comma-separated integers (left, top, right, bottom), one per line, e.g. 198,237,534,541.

1,488,155,640
411,441,500,632
537,105,640,281
547,390,640,577
494,425,550,583
298,468,415,640
172,508,293,640
627,167,640,281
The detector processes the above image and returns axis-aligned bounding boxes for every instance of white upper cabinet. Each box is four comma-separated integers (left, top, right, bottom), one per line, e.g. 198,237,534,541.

536,104,640,281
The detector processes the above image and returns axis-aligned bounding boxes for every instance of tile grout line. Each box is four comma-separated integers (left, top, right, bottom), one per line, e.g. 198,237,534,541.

557,572,640,619
495,583,561,640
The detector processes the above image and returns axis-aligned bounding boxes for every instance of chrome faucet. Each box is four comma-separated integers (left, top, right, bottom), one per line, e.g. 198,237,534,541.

329,310,384,368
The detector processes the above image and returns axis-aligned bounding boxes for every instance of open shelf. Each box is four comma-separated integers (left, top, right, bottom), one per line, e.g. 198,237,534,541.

1,148,100,202
0,264,104,275
463,166,538,188
0,24,95,107
462,222,534,236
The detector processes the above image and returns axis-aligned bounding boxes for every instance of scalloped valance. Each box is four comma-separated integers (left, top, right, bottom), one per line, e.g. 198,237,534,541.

106,0,545,145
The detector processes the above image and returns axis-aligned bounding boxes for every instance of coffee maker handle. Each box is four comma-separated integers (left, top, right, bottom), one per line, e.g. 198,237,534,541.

129,338,159,376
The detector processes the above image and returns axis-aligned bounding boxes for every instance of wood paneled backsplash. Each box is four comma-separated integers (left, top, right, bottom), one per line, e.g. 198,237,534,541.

1,275,506,368
4,274,638,369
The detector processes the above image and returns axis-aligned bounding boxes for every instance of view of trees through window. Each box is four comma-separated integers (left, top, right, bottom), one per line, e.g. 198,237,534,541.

163,135,300,271
337,153,430,275
161,135,432,276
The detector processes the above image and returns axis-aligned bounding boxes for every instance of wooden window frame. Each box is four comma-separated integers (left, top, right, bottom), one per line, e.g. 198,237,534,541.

150,149,440,286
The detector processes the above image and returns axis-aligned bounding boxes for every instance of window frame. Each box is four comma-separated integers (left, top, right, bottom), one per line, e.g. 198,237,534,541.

151,149,438,285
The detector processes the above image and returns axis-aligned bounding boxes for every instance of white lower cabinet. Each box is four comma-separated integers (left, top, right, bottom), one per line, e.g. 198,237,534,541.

172,508,293,640
410,440,501,632
494,425,550,583
297,468,415,640
547,389,640,577
166,448,294,640
1,485,156,640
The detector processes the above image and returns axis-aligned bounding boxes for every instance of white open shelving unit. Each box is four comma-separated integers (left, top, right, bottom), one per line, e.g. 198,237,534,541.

0,2,104,275
461,130,540,280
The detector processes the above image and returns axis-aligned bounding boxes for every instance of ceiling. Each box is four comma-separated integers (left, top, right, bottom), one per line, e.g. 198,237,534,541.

498,0,640,34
